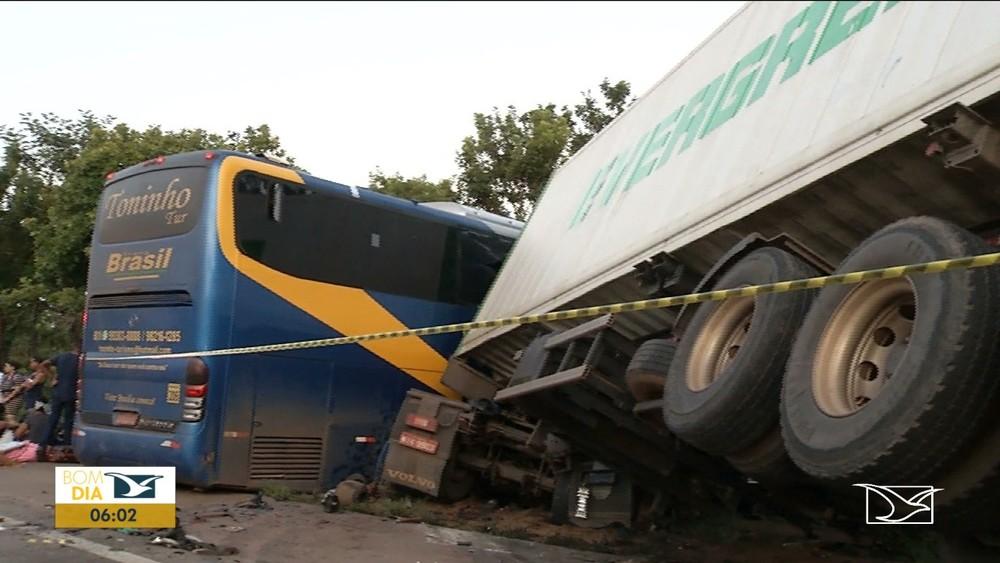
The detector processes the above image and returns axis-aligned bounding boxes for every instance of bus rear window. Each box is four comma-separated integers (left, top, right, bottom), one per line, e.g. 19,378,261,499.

98,167,207,244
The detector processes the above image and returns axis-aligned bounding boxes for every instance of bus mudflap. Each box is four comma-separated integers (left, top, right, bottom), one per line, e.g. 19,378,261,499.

381,390,471,497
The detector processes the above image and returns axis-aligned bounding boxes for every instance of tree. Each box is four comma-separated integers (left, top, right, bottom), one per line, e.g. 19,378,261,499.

368,168,455,202
0,111,293,359
0,138,43,290
455,104,573,221
567,78,633,154
455,78,634,220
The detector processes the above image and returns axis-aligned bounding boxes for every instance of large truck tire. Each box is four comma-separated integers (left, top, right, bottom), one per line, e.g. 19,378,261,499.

664,247,818,456
936,419,1000,531
781,216,1000,486
725,428,805,487
625,339,676,402
437,463,476,503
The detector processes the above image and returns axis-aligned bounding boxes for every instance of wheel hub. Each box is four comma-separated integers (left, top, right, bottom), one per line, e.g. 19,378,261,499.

687,296,755,392
812,278,916,416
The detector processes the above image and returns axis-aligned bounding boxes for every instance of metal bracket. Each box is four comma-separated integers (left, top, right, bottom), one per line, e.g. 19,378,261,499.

632,253,699,298
922,103,1000,175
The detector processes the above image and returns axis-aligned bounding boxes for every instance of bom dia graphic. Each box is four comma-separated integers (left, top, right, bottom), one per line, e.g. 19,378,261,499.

54,466,176,528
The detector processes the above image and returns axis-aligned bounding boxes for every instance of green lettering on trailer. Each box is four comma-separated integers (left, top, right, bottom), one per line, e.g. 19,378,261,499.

702,35,775,138
811,1,883,63
602,130,653,203
570,164,611,227
661,74,725,163
567,0,903,229
624,106,684,191
748,1,833,106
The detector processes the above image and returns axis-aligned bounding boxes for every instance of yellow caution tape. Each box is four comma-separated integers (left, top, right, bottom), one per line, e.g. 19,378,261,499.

90,251,1000,361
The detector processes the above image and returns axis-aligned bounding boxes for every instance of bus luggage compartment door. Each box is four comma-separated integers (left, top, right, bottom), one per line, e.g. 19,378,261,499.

245,356,331,487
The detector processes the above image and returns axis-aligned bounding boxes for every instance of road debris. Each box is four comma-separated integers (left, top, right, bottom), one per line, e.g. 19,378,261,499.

236,491,271,511
115,528,151,536
334,478,367,506
395,517,422,524
150,537,179,548
149,523,239,556
321,489,340,513
193,509,233,520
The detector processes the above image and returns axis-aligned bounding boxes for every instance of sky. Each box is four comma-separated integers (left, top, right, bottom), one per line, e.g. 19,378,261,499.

0,1,744,187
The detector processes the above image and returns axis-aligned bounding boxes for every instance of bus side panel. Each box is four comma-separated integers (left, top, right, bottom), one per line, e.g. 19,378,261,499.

214,348,255,487
366,290,475,358
223,272,438,489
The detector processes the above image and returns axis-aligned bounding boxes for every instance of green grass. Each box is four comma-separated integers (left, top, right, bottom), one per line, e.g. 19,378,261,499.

259,484,318,503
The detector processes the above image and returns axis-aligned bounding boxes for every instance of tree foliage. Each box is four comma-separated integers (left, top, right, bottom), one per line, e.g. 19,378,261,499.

371,78,634,222
567,78,633,154
368,168,455,202
0,112,291,360
456,78,634,220
455,105,573,221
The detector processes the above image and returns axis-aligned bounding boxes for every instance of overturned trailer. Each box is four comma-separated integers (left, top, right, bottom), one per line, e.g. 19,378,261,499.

383,0,1000,530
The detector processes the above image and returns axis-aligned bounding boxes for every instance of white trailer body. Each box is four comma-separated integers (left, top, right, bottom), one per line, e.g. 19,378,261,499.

457,0,1000,369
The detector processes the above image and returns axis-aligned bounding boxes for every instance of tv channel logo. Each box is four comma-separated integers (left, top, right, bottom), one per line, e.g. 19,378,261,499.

55,467,176,529
853,484,942,525
106,472,164,499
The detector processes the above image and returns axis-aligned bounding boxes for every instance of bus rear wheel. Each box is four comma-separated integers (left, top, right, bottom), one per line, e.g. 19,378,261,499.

781,216,1000,485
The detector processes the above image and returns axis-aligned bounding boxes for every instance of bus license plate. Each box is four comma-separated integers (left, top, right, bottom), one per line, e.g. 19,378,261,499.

399,432,438,455
113,411,139,427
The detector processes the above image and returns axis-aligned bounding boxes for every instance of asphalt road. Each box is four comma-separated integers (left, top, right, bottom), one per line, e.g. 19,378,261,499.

0,461,622,563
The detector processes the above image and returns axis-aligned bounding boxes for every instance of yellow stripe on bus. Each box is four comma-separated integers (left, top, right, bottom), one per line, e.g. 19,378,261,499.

214,156,458,399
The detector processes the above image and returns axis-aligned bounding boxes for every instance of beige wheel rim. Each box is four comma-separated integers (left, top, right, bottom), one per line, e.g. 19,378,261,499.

812,278,916,417
687,296,755,392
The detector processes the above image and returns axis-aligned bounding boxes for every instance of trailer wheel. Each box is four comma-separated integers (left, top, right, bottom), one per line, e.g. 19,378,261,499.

664,248,817,456
936,420,1000,531
782,216,1000,484
437,463,476,503
725,428,804,487
625,339,676,402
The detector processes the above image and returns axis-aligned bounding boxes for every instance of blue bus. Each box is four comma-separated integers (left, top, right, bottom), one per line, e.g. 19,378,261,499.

76,151,521,489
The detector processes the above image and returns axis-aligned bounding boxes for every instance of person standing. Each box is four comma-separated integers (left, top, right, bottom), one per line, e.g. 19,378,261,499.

39,342,81,459
1,361,29,426
23,356,49,414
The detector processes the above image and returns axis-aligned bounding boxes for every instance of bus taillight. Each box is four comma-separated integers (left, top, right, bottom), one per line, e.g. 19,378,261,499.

183,358,209,422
